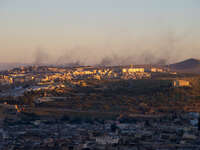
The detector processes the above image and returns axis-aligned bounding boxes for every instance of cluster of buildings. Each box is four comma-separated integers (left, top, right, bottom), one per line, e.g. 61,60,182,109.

0,65,169,86
0,65,190,98
0,107,200,149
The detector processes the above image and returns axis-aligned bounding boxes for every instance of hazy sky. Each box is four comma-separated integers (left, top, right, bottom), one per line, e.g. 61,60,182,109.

0,0,200,65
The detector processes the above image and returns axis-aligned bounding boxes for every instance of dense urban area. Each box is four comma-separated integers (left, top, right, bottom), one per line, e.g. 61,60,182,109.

0,60,200,150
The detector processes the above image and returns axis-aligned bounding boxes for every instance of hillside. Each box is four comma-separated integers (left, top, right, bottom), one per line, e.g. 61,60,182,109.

170,58,200,74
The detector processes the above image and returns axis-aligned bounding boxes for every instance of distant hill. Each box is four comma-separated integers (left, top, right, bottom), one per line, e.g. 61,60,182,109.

170,58,200,74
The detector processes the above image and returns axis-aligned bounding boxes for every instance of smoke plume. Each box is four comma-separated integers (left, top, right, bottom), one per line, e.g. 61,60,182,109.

34,48,49,65
30,30,199,67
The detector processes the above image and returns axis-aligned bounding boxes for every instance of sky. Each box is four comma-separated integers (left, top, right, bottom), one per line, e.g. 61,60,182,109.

0,0,200,65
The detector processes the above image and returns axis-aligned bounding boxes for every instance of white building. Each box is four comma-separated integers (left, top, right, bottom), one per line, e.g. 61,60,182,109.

96,135,119,145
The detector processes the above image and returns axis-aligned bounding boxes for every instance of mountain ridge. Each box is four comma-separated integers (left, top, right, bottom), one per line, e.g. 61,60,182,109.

170,58,200,74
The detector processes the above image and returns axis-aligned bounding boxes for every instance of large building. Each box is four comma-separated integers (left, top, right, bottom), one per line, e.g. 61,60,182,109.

173,80,190,87
122,68,145,73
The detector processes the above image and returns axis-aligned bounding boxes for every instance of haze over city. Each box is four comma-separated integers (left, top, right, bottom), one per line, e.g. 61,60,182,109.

0,0,200,66
2,1,200,149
